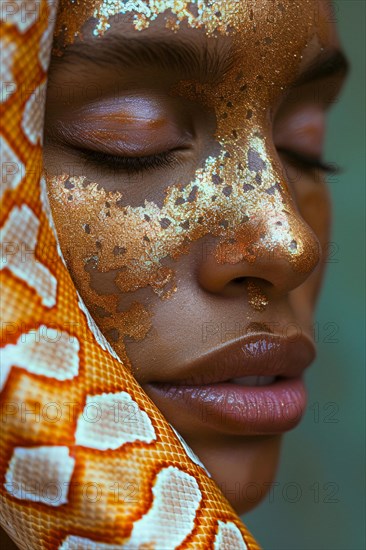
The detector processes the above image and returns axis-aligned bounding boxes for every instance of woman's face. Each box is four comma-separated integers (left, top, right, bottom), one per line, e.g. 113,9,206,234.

44,0,347,513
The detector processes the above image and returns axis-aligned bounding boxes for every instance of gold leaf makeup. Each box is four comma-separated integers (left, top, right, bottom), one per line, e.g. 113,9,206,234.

55,0,253,43
47,0,330,358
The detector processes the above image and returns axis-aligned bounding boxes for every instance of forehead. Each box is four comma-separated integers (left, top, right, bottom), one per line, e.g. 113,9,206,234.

56,0,339,54
54,1,341,106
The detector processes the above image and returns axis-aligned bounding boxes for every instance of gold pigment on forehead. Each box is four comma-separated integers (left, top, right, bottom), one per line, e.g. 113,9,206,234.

49,1,324,354
55,1,268,42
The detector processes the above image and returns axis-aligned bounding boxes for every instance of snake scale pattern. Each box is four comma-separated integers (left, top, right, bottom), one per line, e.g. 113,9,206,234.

0,1,261,548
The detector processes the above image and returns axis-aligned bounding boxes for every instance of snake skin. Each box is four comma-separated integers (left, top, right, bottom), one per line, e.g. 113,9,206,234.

0,1,261,548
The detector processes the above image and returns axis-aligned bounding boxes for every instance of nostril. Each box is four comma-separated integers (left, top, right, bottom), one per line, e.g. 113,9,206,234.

225,276,271,305
232,276,246,284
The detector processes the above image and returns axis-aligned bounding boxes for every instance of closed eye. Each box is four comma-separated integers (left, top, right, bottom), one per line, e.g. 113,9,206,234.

277,148,340,175
77,148,185,174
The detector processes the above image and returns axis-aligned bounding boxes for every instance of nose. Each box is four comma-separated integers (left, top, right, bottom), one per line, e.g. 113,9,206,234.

197,142,321,298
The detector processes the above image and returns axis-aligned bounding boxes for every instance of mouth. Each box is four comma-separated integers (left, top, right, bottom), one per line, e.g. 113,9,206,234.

228,375,277,386
145,333,315,436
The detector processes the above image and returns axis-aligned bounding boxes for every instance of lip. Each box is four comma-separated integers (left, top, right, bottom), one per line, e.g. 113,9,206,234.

146,333,315,435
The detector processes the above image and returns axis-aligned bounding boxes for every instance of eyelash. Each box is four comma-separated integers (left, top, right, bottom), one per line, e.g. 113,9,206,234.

278,148,340,174
79,148,179,174
79,147,339,176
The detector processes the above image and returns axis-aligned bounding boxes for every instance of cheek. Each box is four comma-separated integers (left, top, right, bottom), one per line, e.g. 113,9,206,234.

296,181,332,254
46,175,158,364
284,162,331,255
303,186,332,300
289,179,331,317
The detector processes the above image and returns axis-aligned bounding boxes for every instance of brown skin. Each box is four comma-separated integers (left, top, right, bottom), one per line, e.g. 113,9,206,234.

39,0,348,517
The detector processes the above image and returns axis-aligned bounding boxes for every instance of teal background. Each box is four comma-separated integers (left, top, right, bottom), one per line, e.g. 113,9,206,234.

243,1,366,549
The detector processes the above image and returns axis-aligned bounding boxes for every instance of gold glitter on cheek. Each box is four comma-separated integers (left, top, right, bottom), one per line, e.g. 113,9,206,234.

97,302,152,365
46,174,155,363
246,281,269,312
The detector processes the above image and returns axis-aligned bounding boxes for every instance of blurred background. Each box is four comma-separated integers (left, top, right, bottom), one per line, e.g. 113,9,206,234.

244,1,365,549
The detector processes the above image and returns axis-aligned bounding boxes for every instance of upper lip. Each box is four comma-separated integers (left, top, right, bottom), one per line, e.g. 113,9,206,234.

151,332,316,386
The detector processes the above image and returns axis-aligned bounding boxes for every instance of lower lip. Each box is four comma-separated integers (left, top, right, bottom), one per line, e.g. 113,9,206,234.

148,377,307,435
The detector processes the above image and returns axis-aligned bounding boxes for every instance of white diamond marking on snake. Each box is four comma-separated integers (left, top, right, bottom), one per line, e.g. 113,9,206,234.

21,81,46,145
0,325,80,391
59,536,124,549
75,391,156,450
0,136,25,199
214,520,248,549
0,204,57,307
5,446,75,506
0,37,17,103
39,0,58,71
125,466,202,548
0,1,39,32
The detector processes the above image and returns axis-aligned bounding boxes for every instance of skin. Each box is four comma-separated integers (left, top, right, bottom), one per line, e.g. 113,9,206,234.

40,0,348,517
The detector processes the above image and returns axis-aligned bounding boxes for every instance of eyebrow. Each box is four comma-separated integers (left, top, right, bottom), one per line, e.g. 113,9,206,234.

54,36,349,89
55,36,233,82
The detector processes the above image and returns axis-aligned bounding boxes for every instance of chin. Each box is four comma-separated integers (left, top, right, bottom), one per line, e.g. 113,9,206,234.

186,433,283,515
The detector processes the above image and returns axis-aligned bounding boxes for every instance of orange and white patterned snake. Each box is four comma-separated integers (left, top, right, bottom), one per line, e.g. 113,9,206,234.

0,1,260,548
